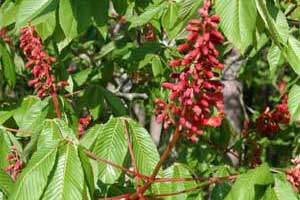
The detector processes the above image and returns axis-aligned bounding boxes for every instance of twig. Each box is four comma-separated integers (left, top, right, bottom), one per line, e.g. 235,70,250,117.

129,126,181,199
51,92,62,119
121,119,143,197
3,127,32,134
64,90,82,97
154,174,238,183
285,3,298,17
145,175,238,198
116,92,148,101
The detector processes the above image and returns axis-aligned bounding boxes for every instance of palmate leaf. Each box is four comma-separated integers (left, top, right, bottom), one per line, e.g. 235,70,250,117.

0,169,13,196
215,0,257,53
92,118,128,184
80,124,103,150
126,118,160,176
285,36,300,76
9,142,58,200
273,174,298,200
41,143,85,200
288,84,300,122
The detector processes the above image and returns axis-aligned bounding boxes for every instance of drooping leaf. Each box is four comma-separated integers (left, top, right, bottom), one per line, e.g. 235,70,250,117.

92,118,128,184
41,144,85,200
0,41,16,88
215,0,257,53
16,0,55,27
0,0,18,27
151,55,163,77
99,87,126,116
162,2,179,32
225,163,274,200
267,43,283,77
0,169,13,196
126,118,160,176
285,36,300,76
59,0,92,40
90,0,109,38
9,142,58,200
288,84,300,123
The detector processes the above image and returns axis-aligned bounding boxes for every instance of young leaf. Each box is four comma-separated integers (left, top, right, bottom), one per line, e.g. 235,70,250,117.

92,118,128,184
41,144,85,200
0,41,16,88
215,0,257,53
9,142,58,200
99,87,126,116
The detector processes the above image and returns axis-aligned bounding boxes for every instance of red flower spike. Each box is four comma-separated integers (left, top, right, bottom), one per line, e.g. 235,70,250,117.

19,26,68,99
154,1,225,140
5,146,23,180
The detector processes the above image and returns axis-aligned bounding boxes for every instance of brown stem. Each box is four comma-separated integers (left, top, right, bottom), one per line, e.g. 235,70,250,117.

122,119,143,196
286,3,298,17
129,126,181,199
51,92,62,119
4,127,32,134
64,90,82,97
145,175,238,198
154,174,238,183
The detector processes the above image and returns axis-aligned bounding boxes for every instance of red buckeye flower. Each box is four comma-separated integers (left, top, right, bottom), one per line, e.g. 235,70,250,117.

19,26,68,98
286,157,300,193
154,1,225,139
5,146,23,180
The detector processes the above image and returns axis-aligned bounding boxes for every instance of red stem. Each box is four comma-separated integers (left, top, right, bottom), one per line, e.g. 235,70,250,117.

145,175,238,198
4,127,32,134
129,126,181,199
51,92,62,119
122,119,143,196
98,194,131,200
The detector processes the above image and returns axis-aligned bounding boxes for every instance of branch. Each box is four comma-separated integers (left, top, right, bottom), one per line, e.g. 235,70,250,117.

116,92,148,101
3,127,32,134
145,175,238,198
286,3,298,17
121,119,143,197
129,126,181,199
51,92,62,119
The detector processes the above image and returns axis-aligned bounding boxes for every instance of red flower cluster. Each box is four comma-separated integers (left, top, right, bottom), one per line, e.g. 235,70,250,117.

286,157,300,193
19,26,68,98
78,115,92,138
5,146,23,180
255,95,290,136
154,1,224,138
144,24,155,41
0,27,12,44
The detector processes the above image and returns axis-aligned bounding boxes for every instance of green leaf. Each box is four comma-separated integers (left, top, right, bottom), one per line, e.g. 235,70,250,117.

0,129,11,169
0,0,18,27
262,186,278,200
157,163,197,200
59,0,92,40
9,142,58,200
78,146,95,199
64,76,74,94
255,0,288,46
16,0,55,27
288,84,300,122
273,174,298,200
126,118,160,176
99,87,126,116
91,0,109,38
285,36,300,76
267,43,283,76
215,0,257,53
225,164,274,200
14,97,49,133
41,144,85,200
80,124,103,150
37,120,65,148
151,55,163,77
162,2,179,32
0,169,13,196
0,111,14,125
0,41,16,88
92,118,127,184
129,3,166,28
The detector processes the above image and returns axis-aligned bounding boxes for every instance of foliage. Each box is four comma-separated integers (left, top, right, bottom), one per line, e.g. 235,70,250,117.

0,0,300,199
